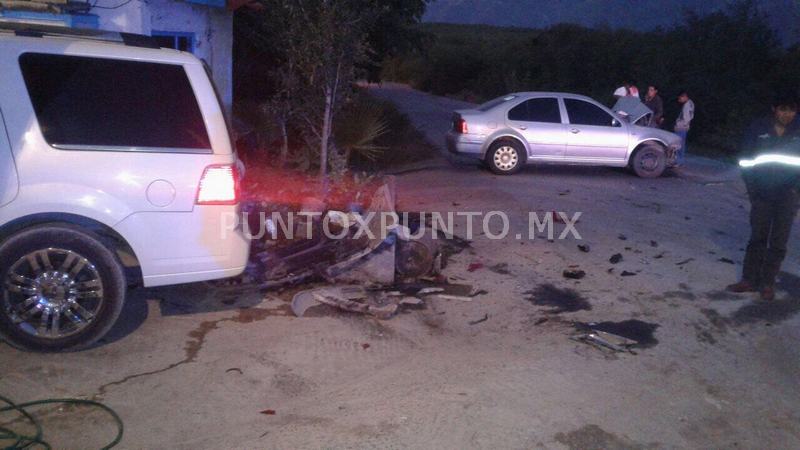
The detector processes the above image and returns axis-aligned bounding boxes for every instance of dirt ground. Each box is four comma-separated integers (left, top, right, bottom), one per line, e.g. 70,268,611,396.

2,84,799,449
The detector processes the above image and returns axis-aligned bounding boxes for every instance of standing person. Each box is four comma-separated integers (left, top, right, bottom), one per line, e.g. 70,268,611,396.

643,85,664,128
614,80,640,99
627,79,640,99
727,93,800,300
673,90,694,166
613,81,630,99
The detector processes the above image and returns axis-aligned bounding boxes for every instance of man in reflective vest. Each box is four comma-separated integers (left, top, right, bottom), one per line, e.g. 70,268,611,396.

727,93,800,300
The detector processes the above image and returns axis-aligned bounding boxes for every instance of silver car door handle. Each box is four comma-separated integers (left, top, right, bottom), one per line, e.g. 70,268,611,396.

570,128,580,134
518,126,527,130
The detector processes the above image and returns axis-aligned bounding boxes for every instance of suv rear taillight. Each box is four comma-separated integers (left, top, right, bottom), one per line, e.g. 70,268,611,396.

196,164,239,205
453,115,468,134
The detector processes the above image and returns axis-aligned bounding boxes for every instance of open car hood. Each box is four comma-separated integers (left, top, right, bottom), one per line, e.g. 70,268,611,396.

613,97,652,124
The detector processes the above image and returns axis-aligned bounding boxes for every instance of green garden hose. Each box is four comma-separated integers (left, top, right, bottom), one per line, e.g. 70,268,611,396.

0,394,123,449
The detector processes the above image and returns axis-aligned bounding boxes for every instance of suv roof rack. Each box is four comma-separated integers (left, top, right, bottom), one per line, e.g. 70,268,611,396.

0,22,160,49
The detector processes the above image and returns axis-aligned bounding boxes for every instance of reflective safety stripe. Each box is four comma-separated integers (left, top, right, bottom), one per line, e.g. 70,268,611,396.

739,154,800,168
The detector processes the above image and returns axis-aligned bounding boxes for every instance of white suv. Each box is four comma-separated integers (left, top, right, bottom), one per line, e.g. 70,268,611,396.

0,26,250,351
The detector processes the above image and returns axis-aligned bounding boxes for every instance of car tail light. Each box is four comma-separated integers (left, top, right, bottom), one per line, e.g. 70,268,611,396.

454,115,468,134
196,164,239,205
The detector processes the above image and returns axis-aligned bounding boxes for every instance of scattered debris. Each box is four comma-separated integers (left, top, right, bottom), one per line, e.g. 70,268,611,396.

524,284,592,313
650,240,658,248
260,409,276,415
533,317,549,325
618,234,628,241
609,253,623,264
574,320,659,348
489,263,511,275
436,294,473,302
467,262,484,272
607,268,615,274
684,216,691,221
361,343,371,350
563,268,586,280
225,368,243,375
469,314,489,325
399,297,424,306
572,331,637,354
620,271,637,277
558,190,571,196
417,287,445,295
470,289,489,297
396,234,441,279
718,257,735,265
653,252,666,259
578,244,591,253
291,285,404,319
676,258,695,266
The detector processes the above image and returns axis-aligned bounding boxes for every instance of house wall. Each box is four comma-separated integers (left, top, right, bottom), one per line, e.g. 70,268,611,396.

93,0,233,109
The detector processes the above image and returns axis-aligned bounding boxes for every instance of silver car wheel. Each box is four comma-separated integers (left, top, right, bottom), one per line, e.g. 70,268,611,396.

3,248,104,340
638,151,659,172
493,146,519,171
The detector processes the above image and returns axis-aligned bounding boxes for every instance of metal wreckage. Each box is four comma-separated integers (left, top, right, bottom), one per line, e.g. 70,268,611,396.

238,175,478,319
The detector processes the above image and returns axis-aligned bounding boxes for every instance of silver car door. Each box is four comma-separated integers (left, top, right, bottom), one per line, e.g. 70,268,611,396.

505,97,565,158
563,98,628,160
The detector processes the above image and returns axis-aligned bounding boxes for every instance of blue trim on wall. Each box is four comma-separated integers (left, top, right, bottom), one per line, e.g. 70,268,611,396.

69,14,99,29
151,30,196,53
185,0,226,7
0,10,99,29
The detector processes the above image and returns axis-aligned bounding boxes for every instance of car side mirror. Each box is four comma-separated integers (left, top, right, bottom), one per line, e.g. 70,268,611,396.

612,119,622,127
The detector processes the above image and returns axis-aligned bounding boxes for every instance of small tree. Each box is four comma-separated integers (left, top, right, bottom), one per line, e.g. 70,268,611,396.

254,0,369,177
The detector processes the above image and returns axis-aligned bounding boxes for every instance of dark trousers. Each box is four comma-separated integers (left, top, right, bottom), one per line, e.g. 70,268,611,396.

742,189,799,287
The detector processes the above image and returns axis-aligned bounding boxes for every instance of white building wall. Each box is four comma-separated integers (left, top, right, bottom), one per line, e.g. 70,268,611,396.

92,0,232,109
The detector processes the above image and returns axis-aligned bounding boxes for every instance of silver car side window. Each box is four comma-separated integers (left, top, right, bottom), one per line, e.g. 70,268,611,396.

508,98,561,123
564,98,616,127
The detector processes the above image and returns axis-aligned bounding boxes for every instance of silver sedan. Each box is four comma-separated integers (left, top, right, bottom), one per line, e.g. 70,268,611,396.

445,92,682,177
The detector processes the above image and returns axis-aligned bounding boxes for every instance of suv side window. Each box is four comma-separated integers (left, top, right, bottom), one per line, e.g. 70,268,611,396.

19,53,211,151
508,98,561,123
564,98,617,127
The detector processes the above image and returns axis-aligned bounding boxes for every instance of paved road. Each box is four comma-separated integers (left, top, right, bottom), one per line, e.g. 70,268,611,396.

1,85,799,449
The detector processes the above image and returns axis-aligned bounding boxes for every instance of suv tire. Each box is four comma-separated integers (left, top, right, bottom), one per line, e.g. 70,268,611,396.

486,140,524,175
631,144,666,178
0,224,126,352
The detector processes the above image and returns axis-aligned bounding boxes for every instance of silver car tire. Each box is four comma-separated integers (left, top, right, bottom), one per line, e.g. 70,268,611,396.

631,145,666,178
486,141,523,175
0,224,126,352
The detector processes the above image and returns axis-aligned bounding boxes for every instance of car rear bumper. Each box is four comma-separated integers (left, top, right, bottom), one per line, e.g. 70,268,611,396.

114,205,250,287
446,131,483,156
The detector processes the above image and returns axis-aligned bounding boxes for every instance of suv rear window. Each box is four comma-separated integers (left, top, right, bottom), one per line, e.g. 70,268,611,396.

19,53,211,151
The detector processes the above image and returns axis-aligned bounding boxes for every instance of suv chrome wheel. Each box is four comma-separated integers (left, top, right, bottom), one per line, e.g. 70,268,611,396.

4,248,104,339
0,225,126,351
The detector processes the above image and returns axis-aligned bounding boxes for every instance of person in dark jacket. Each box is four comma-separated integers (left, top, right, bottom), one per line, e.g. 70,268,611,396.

727,93,800,300
643,85,664,128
